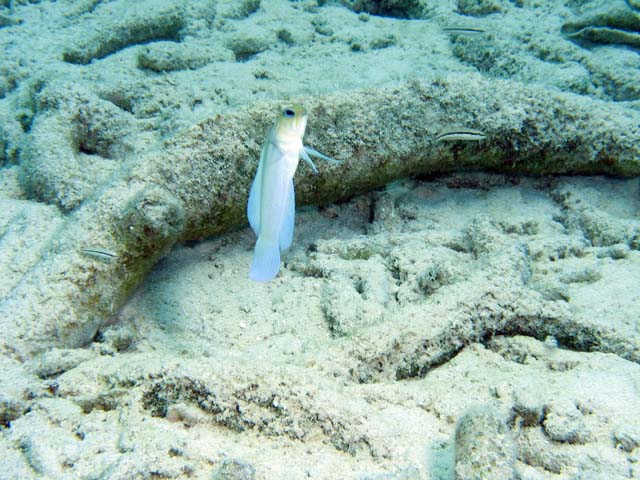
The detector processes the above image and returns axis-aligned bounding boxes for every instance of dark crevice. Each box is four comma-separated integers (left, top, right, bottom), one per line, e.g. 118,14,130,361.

354,308,639,383
99,92,135,115
367,191,376,223
394,346,464,381
233,51,259,62
17,110,34,133
340,0,424,19
78,143,99,156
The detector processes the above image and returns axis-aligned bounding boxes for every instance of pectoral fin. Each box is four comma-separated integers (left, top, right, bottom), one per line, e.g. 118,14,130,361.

304,146,342,165
300,148,319,174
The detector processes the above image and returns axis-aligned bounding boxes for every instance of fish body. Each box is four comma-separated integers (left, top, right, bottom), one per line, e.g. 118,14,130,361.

247,105,341,281
81,247,118,262
246,105,308,282
435,127,487,142
442,27,485,36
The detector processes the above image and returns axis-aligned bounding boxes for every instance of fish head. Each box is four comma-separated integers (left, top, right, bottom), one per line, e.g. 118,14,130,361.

274,104,308,143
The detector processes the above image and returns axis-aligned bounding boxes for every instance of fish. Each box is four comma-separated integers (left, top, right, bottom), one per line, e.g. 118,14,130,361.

247,105,340,282
442,27,486,36
81,247,118,262
435,127,487,142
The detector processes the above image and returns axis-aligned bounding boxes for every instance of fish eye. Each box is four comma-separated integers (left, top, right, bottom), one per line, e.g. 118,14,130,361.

283,108,295,118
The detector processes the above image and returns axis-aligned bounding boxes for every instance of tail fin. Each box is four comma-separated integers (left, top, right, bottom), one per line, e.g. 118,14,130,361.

250,237,281,282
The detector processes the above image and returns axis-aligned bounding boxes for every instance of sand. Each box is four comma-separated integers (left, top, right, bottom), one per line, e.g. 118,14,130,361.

1,0,639,479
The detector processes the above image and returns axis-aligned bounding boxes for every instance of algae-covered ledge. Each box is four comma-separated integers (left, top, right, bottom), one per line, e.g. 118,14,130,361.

159,74,640,242
1,76,640,359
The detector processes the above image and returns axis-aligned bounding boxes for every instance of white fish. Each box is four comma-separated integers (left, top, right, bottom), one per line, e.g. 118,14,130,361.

247,105,339,282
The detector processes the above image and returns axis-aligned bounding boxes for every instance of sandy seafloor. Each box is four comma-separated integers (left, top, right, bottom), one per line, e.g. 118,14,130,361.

1,0,640,479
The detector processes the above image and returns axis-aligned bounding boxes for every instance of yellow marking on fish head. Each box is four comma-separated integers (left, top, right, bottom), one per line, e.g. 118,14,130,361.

274,104,308,142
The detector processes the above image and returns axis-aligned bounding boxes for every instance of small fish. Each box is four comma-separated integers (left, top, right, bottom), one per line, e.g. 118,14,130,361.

81,247,118,262
435,127,487,142
442,27,486,35
247,105,340,282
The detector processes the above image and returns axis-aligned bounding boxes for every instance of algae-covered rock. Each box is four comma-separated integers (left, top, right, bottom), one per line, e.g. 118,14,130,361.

137,40,234,72
562,0,640,49
61,0,187,65
20,82,140,211
340,0,424,19
456,0,507,17
2,75,640,359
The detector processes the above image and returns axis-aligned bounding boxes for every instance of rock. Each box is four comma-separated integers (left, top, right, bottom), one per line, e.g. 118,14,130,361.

211,459,256,480
453,406,517,480
20,82,139,211
0,355,39,426
560,0,640,100
318,257,390,336
542,398,591,444
339,0,424,19
29,348,97,379
4,76,640,358
225,35,272,62
137,40,234,72
612,425,640,453
61,0,186,65
0,200,62,298
456,0,507,17
562,1,640,50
